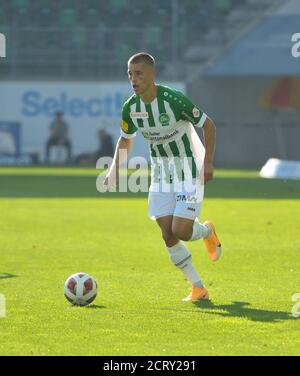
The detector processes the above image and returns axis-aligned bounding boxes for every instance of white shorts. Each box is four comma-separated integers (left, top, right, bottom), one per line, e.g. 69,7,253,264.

148,181,203,221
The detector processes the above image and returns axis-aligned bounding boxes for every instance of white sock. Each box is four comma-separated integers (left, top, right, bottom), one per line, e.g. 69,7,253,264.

166,241,204,287
189,220,211,241
181,261,204,287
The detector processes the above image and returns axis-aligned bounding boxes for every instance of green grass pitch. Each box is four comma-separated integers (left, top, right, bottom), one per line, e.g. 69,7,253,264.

0,167,299,355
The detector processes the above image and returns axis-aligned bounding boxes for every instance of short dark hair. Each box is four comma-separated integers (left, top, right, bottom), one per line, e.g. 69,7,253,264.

128,52,155,67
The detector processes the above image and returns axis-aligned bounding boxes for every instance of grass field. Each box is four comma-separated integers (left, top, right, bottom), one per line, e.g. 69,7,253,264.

0,166,300,356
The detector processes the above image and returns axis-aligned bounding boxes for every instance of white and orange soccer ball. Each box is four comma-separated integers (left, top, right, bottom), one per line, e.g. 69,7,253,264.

64,272,97,306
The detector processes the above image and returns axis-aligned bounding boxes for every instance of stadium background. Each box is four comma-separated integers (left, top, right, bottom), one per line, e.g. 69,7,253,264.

1,0,299,166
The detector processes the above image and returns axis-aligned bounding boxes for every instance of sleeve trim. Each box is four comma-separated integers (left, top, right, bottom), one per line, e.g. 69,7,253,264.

120,130,137,139
195,113,207,128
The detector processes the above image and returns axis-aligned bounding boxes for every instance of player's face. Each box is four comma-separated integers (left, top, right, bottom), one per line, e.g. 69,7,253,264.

127,63,155,95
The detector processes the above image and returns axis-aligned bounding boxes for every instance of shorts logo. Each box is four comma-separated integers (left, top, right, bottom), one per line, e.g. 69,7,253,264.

159,113,170,125
130,112,149,119
176,195,197,203
187,207,196,212
192,107,200,118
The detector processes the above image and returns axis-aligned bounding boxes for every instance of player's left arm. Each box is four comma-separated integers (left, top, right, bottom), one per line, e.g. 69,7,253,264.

202,117,216,184
176,90,216,183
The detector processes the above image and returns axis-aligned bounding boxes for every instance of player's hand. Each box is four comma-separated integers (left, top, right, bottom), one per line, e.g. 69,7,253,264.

102,168,118,191
204,161,214,184
102,175,109,191
103,173,115,191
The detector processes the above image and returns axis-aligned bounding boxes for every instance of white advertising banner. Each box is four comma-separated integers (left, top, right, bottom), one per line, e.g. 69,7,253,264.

0,81,184,162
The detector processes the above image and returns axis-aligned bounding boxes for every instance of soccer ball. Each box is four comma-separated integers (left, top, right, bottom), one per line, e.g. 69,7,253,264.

64,272,97,306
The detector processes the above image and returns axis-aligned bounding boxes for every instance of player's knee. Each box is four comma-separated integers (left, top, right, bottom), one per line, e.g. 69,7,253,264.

172,224,192,241
162,230,176,245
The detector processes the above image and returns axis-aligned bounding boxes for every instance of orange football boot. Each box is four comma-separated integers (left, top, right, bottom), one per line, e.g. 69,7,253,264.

182,286,209,302
203,221,222,261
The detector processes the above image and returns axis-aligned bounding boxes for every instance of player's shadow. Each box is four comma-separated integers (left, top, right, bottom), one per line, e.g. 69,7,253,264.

193,300,292,323
0,273,18,279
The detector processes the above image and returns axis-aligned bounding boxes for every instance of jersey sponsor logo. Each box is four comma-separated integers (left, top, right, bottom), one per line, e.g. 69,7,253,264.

142,132,160,137
121,120,129,132
192,107,200,118
159,113,170,125
142,129,178,142
130,112,149,119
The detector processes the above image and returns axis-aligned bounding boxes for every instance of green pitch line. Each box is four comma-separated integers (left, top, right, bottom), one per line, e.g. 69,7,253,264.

0,166,99,176
0,167,299,199
0,166,259,177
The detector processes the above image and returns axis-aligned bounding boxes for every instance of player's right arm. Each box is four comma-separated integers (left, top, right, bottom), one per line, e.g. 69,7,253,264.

103,99,138,190
103,136,134,189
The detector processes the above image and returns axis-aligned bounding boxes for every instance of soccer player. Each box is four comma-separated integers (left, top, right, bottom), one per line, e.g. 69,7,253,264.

104,52,221,301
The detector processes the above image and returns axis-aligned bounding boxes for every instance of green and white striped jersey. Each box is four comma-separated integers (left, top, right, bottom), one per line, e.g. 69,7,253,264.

121,84,207,183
